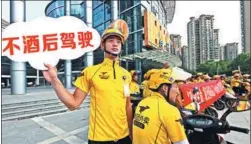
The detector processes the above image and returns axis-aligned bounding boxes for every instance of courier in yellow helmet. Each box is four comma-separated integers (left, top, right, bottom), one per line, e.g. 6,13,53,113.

133,69,189,144
243,74,250,83
42,19,132,144
195,72,204,83
130,70,141,98
141,69,158,98
130,70,142,116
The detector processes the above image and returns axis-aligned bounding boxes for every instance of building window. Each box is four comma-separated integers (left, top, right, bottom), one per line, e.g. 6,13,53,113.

93,4,104,27
104,0,111,21
93,0,103,9
119,0,133,12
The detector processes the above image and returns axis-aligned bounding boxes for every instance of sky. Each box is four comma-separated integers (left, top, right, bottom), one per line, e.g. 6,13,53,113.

168,1,241,53
2,1,242,53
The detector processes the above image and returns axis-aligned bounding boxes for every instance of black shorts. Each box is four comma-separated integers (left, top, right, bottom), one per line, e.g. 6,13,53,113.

88,136,132,144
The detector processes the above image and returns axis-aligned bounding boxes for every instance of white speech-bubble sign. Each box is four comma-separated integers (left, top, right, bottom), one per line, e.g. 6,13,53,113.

2,16,101,70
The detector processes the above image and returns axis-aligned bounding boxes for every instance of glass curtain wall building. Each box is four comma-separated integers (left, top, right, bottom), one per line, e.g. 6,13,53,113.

45,0,176,77
119,0,175,73
92,0,112,65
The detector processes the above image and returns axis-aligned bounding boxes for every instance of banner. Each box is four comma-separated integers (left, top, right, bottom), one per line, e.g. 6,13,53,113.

179,80,226,112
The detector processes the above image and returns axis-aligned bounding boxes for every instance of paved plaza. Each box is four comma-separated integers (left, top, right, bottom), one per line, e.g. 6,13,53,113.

1,87,250,144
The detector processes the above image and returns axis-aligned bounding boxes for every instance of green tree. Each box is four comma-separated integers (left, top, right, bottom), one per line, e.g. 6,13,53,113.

196,60,232,76
230,53,251,74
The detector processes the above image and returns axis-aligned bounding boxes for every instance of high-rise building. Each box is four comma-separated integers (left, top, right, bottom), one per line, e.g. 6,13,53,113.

181,45,189,70
240,0,250,53
198,14,214,62
213,29,220,60
187,17,197,70
224,43,238,60
219,45,224,61
170,34,182,56
187,14,215,70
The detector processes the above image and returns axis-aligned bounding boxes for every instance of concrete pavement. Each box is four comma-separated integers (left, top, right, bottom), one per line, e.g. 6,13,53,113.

2,109,90,144
1,87,251,144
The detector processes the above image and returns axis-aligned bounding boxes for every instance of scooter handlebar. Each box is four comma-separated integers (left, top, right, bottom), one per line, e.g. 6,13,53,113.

228,126,250,134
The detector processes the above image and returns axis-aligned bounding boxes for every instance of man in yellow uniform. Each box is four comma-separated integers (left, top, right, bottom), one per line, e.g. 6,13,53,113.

243,74,250,82
130,70,141,116
220,74,231,88
241,82,251,100
213,75,220,80
142,69,158,98
231,73,243,96
203,74,211,82
43,20,133,144
133,69,189,144
140,73,148,90
195,72,204,83
129,70,141,97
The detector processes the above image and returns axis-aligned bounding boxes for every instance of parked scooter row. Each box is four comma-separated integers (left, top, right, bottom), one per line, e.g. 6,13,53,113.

181,98,250,144
213,85,250,111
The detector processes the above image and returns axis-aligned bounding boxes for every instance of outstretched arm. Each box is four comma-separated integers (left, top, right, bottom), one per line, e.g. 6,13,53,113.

43,64,88,110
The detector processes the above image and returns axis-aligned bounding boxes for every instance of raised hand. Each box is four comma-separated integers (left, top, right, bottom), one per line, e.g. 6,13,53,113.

42,64,58,83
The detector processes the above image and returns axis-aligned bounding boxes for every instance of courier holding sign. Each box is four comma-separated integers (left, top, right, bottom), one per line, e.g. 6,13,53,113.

2,16,101,70
179,80,226,112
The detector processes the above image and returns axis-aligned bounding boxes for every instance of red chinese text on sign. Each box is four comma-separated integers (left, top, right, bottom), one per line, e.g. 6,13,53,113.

2,37,20,56
43,33,58,52
60,32,76,49
78,31,94,48
23,35,40,54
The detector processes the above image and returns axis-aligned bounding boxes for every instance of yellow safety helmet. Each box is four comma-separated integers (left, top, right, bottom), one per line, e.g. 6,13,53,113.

213,75,220,79
243,82,250,86
148,68,175,90
144,69,158,79
232,70,240,75
130,70,140,76
203,74,211,80
197,72,203,76
243,74,250,78
101,19,129,44
234,73,240,77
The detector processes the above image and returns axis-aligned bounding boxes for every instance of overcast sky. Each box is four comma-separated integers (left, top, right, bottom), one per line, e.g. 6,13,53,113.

168,1,241,53
2,1,242,53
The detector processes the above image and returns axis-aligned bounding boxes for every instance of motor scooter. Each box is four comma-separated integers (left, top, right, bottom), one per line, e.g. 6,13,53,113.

182,98,250,144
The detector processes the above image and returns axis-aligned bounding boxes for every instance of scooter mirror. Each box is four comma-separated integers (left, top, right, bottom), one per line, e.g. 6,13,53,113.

230,99,251,112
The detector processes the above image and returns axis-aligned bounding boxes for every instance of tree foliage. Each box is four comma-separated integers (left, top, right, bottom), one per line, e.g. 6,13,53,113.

230,53,250,74
195,53,250,76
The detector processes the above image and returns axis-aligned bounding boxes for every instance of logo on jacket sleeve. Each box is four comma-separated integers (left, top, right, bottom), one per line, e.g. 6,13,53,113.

139,105,150,113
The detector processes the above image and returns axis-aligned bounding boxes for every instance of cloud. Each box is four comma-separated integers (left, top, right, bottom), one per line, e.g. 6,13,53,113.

2,16,101,70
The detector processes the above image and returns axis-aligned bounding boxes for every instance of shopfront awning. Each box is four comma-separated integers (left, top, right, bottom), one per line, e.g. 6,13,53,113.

119,50,182,67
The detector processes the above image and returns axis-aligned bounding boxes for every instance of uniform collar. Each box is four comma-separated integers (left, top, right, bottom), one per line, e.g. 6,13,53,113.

102,58,119,67
131,80,138,84
151,92,166,100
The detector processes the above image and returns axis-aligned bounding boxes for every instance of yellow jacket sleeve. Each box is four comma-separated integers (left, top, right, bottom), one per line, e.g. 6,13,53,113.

161,106,187,143
74,68,90,93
